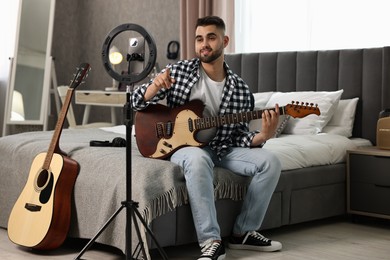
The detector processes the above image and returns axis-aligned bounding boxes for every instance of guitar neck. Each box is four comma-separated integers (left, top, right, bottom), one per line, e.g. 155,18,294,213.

43,88,74,170
194,106,286,130
40,63,90,170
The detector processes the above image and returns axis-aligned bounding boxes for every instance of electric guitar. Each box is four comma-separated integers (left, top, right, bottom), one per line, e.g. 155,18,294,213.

7,63,91,250
135,100,321,159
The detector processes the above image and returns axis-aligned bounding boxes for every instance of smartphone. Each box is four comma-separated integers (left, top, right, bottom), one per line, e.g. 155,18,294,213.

128,37,145,75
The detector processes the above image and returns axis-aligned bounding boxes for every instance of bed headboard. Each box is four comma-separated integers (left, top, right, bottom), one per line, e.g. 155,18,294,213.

225,46,390,145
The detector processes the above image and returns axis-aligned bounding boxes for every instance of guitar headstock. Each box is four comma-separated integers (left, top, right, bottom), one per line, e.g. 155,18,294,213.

69,63,91,89
284,101,321,118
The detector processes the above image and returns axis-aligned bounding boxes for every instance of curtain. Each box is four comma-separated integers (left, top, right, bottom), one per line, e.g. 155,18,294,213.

235,0,390,53
180,0,235,60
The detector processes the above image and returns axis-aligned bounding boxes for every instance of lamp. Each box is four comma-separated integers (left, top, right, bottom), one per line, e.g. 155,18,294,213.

105,45,123,91
11,90,25,121
109,45,123,64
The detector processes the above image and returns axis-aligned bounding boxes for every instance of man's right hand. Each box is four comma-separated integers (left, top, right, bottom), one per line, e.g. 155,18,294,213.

153,68,176,90
144,68,176,101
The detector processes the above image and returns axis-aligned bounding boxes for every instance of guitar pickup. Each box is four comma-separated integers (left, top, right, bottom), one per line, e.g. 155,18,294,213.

188,118,194,132
25,203,41,212
156,122,173,138
156,122,164,138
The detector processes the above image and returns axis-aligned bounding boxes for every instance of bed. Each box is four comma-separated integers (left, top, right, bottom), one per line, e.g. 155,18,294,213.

1,46,390,257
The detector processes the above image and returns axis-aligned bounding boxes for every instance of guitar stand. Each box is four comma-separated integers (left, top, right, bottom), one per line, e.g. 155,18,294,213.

74,90,168,260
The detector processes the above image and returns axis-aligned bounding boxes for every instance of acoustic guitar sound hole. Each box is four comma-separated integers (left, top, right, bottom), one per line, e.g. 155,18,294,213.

37,170,49,188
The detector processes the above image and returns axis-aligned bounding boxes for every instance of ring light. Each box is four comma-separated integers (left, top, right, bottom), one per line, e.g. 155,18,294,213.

102,23,157,85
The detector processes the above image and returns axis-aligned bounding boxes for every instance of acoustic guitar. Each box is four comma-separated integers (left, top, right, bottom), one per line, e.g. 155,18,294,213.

135,99,321,159
7,63,91,250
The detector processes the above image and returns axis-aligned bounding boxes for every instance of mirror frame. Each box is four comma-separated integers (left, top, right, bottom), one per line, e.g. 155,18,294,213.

4,0,56,129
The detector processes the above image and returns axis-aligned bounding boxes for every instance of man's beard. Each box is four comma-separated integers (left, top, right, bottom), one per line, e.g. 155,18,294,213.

197,45,223,63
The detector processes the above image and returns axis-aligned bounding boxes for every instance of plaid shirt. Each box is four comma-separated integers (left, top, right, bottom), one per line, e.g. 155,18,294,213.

132,58,258,157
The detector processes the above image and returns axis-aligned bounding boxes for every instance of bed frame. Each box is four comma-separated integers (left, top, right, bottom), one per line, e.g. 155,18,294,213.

148,46,390,248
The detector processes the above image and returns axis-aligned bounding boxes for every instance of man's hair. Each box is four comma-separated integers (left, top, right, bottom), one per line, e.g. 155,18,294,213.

196,16,226,33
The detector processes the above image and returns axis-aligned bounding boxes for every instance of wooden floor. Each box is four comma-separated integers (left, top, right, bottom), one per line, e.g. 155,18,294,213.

1,216,390,259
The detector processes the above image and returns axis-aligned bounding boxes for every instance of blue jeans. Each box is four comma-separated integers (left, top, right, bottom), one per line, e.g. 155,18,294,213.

170,146,282,247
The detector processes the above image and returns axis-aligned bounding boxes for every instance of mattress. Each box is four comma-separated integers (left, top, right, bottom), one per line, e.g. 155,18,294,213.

102,125,366,171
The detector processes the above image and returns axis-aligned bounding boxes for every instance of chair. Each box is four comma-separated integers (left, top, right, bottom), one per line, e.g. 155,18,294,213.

57,86,114,129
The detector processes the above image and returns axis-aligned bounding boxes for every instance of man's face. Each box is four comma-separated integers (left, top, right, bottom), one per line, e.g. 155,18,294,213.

195,25,227,63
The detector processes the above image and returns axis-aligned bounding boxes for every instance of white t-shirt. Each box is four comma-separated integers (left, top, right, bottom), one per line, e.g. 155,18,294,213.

190,67,226,142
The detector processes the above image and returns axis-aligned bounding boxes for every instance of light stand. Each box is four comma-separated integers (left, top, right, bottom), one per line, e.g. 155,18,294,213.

74,24,168,260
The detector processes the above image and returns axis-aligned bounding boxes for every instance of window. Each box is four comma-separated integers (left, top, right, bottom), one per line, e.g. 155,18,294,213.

234,0,390,53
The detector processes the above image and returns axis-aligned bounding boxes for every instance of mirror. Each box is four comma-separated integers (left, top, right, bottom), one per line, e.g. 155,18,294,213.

5,0,55,126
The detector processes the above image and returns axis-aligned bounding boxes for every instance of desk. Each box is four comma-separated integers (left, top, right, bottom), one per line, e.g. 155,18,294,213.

75,90,127,125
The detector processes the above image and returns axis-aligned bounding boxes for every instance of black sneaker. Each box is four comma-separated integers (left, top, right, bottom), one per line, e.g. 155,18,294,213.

228,231,282,252
198,240,226,260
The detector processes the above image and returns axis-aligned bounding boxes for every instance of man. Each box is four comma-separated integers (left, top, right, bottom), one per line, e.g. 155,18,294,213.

132,16,282,260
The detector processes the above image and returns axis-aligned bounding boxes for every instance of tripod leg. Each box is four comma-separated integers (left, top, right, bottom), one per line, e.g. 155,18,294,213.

74,204,126,260
132,205,169,260
131,209,148,259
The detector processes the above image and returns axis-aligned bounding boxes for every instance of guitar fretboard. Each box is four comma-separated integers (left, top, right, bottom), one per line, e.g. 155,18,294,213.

42,63,90,170
42,88,74,170
194,106,286,130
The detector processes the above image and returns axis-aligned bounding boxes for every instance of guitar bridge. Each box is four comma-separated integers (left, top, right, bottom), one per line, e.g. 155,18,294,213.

25,203,41,212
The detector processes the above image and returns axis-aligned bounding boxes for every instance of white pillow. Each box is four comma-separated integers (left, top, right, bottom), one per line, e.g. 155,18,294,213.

249,115,290,138
322,97,359,137
251,91,287,138
252,92,274,108
265,90,344,135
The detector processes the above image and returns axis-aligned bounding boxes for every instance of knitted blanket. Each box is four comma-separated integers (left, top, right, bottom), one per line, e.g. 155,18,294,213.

0,128,250,257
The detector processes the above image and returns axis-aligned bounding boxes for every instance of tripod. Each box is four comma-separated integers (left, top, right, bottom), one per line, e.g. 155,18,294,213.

74,87,168,260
